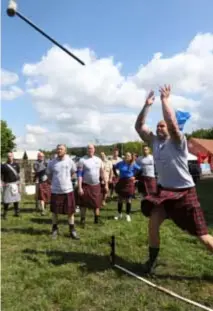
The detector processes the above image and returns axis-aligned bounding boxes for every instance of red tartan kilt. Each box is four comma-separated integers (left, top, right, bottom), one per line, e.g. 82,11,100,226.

141,187,208,236
50,191,76,215
138,176,157,196
76,183,101,210
112,176,119,185
38,181,51,203
115,178,135,198
101,182,108,195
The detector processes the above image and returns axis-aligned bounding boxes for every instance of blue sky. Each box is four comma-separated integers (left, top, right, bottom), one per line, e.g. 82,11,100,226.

1,0,213,146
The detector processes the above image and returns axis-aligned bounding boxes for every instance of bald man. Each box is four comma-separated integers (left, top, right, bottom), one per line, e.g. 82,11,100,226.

1,152,21,219
77,144,108,226
33,152,51,215
47,144,79,239
135,85,213,274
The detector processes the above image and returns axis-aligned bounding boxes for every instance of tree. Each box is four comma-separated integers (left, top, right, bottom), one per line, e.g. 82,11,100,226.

186,128,213,140
1,120,16,157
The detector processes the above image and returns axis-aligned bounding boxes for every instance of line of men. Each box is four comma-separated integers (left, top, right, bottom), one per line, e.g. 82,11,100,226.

1,84,213,274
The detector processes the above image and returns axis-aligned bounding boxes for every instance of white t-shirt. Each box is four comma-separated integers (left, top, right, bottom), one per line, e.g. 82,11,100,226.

47,156,76,194
78,155,103,185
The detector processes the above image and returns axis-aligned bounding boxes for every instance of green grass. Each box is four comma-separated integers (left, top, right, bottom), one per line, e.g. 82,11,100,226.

1,179,213,311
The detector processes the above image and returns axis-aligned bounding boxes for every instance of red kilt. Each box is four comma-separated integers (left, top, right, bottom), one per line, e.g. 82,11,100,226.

138,176,157,196
115,178,135,198
50,191,76,215
141,186,208,236
77,183,101,210
38,181,51,203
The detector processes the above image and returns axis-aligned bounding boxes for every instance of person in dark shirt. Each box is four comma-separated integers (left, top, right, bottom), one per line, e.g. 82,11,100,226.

1,152,21,218
33,152,51,215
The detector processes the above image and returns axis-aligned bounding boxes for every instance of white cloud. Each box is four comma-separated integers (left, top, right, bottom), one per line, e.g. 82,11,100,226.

16,32,213,150
1,69,24,100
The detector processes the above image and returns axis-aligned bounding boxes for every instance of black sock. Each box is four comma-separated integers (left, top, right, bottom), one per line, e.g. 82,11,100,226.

94,215,99,223
149,247,160,264
14,202,19,214
69,224,75,232
126,202,131,215
118,202,123,213
52,224,58,232
3,204,9,215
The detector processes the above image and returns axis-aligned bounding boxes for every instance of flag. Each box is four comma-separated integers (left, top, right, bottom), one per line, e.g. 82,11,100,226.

175,110,191,131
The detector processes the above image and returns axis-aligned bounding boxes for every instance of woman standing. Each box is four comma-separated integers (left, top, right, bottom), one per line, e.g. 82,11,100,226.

136,145,157,197
114,152,141,222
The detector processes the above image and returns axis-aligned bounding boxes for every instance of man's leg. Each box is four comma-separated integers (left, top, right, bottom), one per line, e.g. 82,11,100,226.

13,202,20,217
68,213,79,239
40,200,45,215
2,203,9,219
198,235,213,252
143,207,166,273
94,207,100,224
52,213,58,238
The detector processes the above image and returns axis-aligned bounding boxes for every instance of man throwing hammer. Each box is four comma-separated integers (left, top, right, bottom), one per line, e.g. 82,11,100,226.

135,85,213,274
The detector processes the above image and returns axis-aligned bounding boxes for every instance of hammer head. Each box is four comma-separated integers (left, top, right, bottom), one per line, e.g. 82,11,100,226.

7,0,17,17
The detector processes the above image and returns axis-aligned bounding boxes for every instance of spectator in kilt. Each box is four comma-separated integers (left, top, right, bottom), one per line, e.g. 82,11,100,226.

1,152,21,219
136,146,157,197
33,152,51,216
100,152,113,206
77,144,108,227
113,152,141,222
47,144,79,240
135,85,213,274
110,148,122,199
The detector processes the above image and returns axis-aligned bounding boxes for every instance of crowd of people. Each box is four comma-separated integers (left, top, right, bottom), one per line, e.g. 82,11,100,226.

1,85,213,274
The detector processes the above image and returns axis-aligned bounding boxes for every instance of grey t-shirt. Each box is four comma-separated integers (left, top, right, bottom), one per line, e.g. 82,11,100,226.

78,155,103,185
47,156,76,194
136,155,155,178
152,135,195,189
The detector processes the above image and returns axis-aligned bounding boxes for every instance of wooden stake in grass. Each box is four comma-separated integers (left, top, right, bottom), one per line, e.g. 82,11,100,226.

110,236,213,311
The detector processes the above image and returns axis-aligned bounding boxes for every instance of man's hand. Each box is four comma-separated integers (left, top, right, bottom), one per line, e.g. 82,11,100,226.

159,85,171,101
78,188,84,196
145,90,155,106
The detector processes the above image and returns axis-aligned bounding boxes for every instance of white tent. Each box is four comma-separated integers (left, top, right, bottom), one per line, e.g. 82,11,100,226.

187,153,197,161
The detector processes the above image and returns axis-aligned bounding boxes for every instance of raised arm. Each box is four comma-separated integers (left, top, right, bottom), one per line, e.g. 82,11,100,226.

159,85,182,144
135,91,155,144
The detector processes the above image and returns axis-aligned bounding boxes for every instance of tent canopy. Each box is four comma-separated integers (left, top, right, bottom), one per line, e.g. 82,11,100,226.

188,152,197,161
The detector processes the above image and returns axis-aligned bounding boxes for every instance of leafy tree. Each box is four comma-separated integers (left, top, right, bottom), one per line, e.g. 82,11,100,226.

186,128,213,139
1,120,16,157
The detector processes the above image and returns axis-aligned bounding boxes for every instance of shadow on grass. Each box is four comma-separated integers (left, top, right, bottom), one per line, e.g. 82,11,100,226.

30,217,76,225
1,227,50,236
22,248,213,283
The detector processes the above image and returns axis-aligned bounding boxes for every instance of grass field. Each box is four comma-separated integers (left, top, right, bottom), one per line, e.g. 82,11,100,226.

1,179,213,311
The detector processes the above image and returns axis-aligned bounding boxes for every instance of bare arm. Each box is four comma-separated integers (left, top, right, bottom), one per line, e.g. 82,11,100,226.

160,85,182,144
135,91,155,144
100,165,107,184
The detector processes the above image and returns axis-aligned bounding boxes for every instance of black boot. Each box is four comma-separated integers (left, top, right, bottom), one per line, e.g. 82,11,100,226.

2,204,9,220
14,202,20,217
142,247,159,274
52,224,58,239
69,224,80,240
94,215,103,224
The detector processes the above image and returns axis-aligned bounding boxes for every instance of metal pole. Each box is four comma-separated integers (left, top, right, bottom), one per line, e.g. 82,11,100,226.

7,1,85,66
109,235,115,266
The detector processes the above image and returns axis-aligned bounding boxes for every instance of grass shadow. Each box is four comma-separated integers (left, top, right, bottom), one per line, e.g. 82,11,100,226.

22,248,213,283
1,227,50,236
23,249,110,272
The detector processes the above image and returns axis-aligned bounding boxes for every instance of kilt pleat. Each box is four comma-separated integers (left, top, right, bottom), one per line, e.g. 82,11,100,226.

141,186,208,236
50,191,76,214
